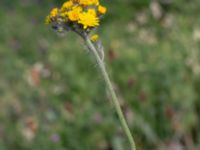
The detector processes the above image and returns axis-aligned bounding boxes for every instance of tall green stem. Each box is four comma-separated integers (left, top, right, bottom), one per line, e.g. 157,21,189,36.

84,36,136,150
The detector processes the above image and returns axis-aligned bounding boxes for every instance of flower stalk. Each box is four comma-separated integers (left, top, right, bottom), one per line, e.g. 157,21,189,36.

46,0,136,149
84,34,136,150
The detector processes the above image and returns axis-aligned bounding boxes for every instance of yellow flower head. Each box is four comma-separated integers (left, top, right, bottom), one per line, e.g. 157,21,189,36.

98,5,107,14
87,8,97,16
80,0,99,6
78,10,99,29
45,8,59,24
90,34,99,42
45,16,51,24
50,8,59,18
61,1,73,11
67,6,82,21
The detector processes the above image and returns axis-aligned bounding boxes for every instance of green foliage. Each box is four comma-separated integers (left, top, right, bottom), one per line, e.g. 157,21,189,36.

0,0,200,149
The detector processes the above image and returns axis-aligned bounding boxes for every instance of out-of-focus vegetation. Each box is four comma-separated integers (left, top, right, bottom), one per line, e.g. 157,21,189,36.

0,0,200,149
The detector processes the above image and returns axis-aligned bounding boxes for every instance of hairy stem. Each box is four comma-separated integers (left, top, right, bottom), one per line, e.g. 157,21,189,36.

84,36,136,150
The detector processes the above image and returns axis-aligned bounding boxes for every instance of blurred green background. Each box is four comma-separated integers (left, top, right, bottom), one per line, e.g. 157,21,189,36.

0,0,200,149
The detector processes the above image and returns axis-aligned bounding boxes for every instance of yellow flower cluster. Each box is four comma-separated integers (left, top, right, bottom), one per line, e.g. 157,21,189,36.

46,0,106,29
